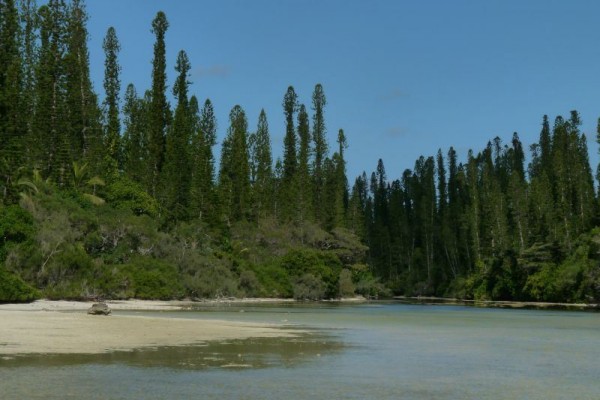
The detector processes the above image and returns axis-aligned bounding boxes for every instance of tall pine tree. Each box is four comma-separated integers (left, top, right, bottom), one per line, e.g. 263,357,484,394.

64,0,102,171
219,105,250,224
190,98,217,222
102,26,121,170
249,109,273,221
162,50,192,221
147,11,170,197
296,104,313,222
280,85,298,221
312,83,328,223
0,0,23,199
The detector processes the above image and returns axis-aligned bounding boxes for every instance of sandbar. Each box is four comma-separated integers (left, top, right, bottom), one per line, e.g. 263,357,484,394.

0,300,298,356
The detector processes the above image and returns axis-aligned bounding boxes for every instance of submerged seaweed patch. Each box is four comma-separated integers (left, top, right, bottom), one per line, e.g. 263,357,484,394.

0,332,343,371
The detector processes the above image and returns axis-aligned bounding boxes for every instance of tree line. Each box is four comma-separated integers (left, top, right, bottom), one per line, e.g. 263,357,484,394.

353,112,600,301
0,0,349,229
0,0,365,301
1,0,599,303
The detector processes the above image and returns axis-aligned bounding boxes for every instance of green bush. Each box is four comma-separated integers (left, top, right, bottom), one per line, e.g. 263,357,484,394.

104,177,158,217
0,205,35,261
279,248,342,297
250,262,293,298
116,257,184,300
338,269,355,297
238,270,261,297
0,266,40,302
355,274,388,298
293,273,326,300
183,263,240,299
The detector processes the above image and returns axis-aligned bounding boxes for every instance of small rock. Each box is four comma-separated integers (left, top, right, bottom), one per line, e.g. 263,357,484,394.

87,302,111,316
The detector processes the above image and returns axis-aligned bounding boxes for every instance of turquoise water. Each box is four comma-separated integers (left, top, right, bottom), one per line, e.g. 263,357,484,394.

1,303,599,399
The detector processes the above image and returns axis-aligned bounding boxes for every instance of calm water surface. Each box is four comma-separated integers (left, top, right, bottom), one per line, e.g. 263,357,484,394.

1,302,599,399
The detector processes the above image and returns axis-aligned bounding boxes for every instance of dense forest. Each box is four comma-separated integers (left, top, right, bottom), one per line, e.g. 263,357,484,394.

1,0,599,303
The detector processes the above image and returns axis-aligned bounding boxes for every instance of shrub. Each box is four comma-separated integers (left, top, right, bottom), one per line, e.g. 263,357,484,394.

0,205,35,261
239,270,261,297
104,177,158,217
293,273,326,301
355,274,388,298
338,269,355,297
280,248,342,297
118,257,184,300
248,262,292,298
0,266,40,302
183,263,240,299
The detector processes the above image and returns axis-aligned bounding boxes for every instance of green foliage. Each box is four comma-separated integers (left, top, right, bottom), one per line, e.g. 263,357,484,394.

3,1,600,305
102,26,121,165
147,10,170,197
280,248,342,298
0,205,35,261
162,50,192,222
104,176,158,217
118,257,183,300
293,273,325,301
338,269,355,297
219,105,251,223
0,266,40,302
248,262,292,298
522,231,600,302
183,262,240,299
238,269,261,297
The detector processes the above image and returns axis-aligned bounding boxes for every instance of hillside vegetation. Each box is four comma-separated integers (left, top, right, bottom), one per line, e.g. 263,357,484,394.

0,0,599,304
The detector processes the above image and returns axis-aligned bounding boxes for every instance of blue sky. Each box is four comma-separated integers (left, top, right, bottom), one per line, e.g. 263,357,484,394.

85,0,600,182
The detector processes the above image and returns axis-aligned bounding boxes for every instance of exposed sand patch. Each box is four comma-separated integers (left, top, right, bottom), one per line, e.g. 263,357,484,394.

0,298,296,312
0,305,299,355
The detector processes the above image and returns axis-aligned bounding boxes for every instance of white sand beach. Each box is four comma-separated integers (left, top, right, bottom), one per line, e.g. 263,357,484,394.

0,300,298,356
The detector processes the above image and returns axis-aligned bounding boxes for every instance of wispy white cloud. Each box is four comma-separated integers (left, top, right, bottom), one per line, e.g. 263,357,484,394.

192,65,231,78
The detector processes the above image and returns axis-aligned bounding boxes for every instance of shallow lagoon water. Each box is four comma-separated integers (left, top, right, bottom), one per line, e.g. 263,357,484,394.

1,302,599,399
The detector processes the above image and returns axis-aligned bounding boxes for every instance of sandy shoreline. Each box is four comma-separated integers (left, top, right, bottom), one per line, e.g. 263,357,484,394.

0,300,300,356
0,298,298,312
395,296,599,309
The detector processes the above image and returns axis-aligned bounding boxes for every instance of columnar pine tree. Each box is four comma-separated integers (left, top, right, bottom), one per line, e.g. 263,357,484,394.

219,105,250,224
64,0,102,170
162,50,192,221
34,0,70,185
506,133,528,251
122,84,147,182
437,149,457,278
312,83,327,223
249,109,273,221
347,172,368,239
551,116,573,248
296,104,313,222
416,156,437,285
272,158,283,220
102,26,121,169
190,98,217,222
465,150,481,265
322,157,338,231
446,147,463,274
0,0,23,199
334,128,349,226
368,159,390,277
480,142,508,257
147,11,170,197
528,117,555,243
280,86,299,221
19,0,39,150
568,113,595,235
